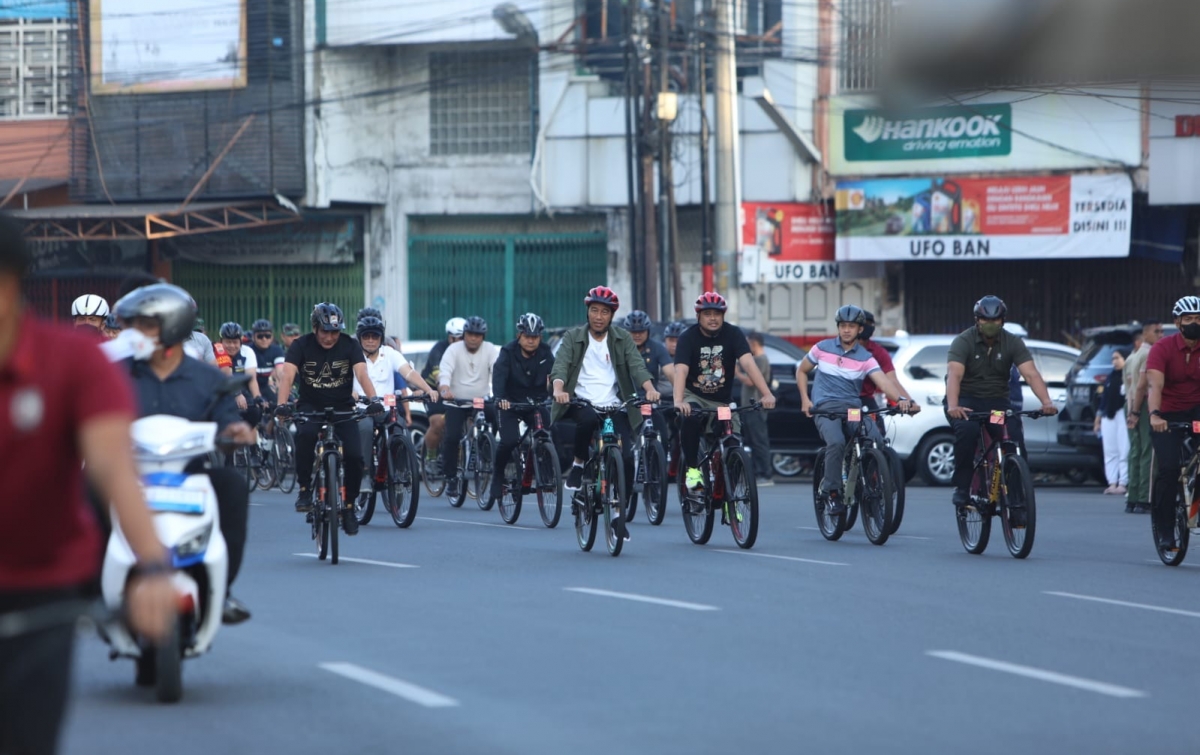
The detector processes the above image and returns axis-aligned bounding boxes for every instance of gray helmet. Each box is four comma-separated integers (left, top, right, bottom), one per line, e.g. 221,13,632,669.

463,316,488,335
114,283,197,347
219,322,244,340
250,318,272,334
104,312,122,331
664,321,689,338
834,305,867,326
623,310,652,333
973,295,1007,320
516,312,544,336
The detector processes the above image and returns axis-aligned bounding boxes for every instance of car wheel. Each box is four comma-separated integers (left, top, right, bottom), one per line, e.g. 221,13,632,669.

771,454,807,477
1064,467,1089,485
916,432,956,486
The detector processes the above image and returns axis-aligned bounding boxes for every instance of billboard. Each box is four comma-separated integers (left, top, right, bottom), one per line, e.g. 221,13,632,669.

834,174,1132,262
741,202,840,282
90,0,247,94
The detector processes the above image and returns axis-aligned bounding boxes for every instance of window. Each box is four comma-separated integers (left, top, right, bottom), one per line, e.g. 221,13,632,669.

0,18,71,119
904,345,950,382
839,0,893,93
1033,350,1076,387
429,49,536,156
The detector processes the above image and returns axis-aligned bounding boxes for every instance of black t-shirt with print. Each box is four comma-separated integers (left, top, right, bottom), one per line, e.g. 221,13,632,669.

284,333,365,411
673,323,750,404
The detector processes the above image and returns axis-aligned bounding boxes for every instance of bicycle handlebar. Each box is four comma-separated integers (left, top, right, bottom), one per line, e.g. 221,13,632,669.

960,409,1049,422
686,400,764,416
809,405,911,421
567,397,641,414
292,408,365,426
501,398,555,411
1165,421,1200,432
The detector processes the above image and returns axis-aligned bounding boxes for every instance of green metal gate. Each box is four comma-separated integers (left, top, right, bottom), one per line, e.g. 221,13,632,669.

408,233,607,342
173,258,365,336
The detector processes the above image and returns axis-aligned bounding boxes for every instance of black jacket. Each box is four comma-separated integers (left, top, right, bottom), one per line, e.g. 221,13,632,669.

492,340,554,402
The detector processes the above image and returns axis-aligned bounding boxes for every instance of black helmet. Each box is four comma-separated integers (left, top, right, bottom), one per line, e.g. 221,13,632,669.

834,305,867,326
973,295,1007,320
219,322,244,340
311,303,345,332
863,310,876,325
516,312,544,336
356,316,385,339
104,312,122,331
623,310,652,332
114,283,197,347
251,318,272,334
664,321,689,338
463,316,488,335
357,307,383,324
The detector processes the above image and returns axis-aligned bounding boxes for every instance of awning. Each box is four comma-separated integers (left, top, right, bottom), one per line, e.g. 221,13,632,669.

11,199,301,241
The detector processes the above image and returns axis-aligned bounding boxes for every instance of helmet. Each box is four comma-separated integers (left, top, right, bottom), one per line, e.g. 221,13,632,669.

104,312,122,331
834,305,867,326
250,318,272,334
694,291,728,313
114,283,197,347
356,316,385,339
445,317,467,337
311,302,345,332
1172,296,1200,318
219,322,244,340
583,286,620,312
623,310,652,332
863,310,876,325
71,294,109,318
357,307,382,324
973,295,1007,320
516,312,544,336
664,320,689,338
463,316,488,335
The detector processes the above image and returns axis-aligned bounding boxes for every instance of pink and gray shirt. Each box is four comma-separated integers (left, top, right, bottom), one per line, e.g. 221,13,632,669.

804,338,881,409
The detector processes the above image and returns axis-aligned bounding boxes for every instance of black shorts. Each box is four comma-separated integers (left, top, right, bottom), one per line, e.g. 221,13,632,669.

425,401,446,418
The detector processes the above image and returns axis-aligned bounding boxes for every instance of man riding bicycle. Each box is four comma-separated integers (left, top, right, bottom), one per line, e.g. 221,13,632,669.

71,293,109,334
218,322,265,428
488,313,555,508
422,316,466,476
437,316,499,498
1145,296,1200,550
674,292,776,494
249,319,286,405
945,295,1057,510
796,305,913,514
275,303,384,537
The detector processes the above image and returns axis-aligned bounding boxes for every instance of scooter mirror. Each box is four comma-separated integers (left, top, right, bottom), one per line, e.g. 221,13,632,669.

218,374,254,397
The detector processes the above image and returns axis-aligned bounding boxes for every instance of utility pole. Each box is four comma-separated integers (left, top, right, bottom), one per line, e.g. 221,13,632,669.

623,2,642,311
697,26,713,293
640,61,660,318
655,0,673,321
713,0,741,320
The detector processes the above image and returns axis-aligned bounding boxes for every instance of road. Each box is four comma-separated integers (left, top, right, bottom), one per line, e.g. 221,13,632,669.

63,480,1199,755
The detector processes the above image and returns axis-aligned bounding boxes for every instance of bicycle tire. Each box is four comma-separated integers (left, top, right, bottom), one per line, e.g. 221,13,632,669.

859,448,894,546
274,423,297,494
999,454,1036,559
315,462,329,561
447,439,468,508
232,448,254,492
535,440,563,528
724,447,758,549
1154,479,1192,566
602,446,626,556
811,453,847,541
885,446,906,535
682,444,714,546
417,438,447,498
474,432,496,510
499,454,523,525
357,435,382,526
843,450,860,532
254,443,277,491
388,434,420,528
327,453,340,565
958,463,992,555
643,439,668,526
574,489,597,552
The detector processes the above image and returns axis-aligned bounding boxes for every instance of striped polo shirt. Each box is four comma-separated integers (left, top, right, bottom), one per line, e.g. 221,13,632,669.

805,338,881,409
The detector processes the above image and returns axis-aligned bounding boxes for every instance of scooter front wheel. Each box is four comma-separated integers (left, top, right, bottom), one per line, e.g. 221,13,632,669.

154,619,183,703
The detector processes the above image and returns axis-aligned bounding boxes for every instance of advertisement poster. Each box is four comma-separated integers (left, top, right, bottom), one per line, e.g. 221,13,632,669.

741,202,838,282
834,173,1132,261
843,104,1012,162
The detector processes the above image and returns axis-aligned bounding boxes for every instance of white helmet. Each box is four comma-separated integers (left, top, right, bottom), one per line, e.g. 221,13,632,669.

71,294,109,318
445,317,467,337
1173,296,1200,318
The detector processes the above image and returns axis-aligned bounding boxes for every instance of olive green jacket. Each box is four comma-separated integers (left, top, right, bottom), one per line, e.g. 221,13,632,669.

550,325,653,428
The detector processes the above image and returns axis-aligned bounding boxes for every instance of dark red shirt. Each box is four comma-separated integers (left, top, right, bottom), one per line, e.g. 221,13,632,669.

0,315,136,590
1145,333,1200,414
859,340,896,401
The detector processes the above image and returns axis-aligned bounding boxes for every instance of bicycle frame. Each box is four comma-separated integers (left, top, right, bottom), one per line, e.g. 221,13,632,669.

966,411,1025,508
505,401,554,488
811,406,891,502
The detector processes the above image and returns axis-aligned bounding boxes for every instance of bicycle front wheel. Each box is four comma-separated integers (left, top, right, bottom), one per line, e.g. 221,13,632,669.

812,453,846,541
859,448,894,546
254,442,277,491
643,439,668,526
885,446,906,535
535,440,563,528
602,447,626,556
388,434,420,528
474,434,496,510
314,463,329,561
326,453,341,565
274,423,297,494
1154,479,1192,566
357,435,382,526
724,447,758,549
958,463,992,555
574,489,597,552
1000,454,1036,559
682,453,714,545
499,453,523,525
417,438,447,498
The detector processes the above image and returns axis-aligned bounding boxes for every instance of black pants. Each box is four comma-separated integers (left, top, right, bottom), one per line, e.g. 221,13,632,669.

1150,408,1200,537
741,409,772,478
295,417,364,506
949,396,1025,493
0,589,79,755
492,407,551,497
564,404,635,499
183,459,248,588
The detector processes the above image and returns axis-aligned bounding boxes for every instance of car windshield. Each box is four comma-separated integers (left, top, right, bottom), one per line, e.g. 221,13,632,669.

904,345,949,381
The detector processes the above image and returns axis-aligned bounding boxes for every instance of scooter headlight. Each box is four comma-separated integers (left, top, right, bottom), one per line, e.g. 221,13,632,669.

174,526,212,561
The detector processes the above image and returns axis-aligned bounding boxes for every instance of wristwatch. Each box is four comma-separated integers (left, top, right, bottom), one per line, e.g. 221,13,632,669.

1151,410,1164,418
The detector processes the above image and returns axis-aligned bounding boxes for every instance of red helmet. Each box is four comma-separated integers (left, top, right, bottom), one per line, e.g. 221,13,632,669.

584,286,620,312
694,291,728,313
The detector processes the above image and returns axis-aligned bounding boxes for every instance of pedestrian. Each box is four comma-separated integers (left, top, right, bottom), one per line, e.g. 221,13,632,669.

1095,347,1130,495
1124,320,1163,513
737,331,775,486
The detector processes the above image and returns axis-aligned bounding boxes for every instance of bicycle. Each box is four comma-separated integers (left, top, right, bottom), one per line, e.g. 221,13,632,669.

631,402,669,526
1155,421,1200,566
677,402,762,550
495,399,563,527
810,406,905,546
293,408,365,566
568,398,633,557
442,398,496,509
357,393,424,529
955,409,1045,559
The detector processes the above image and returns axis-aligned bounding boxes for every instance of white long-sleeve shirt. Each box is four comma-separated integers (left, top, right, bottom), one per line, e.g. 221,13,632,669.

438,341,499,400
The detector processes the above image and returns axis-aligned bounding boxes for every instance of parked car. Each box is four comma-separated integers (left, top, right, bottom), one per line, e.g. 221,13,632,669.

881,334,1101,485
394,338,439,446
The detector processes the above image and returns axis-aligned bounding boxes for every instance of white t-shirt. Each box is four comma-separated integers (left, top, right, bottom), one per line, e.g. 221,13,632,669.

576,334,620,405
353,344,410,398
231,344,258,377
182,331,219,366
439,341,499,400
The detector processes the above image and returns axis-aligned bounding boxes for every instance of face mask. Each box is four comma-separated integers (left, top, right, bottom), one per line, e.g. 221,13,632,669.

862,324,876,340
978,322,1002,338
1181,323,1200,340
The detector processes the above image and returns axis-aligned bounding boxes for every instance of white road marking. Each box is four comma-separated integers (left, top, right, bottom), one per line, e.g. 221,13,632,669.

419,517,538,531
319,662,458,708
797,526,930,541
1144,559,1200,570
564,587,719,612
1045,591,1200,619
714,548,848,566
249,503,265,507
927,650,1146,699
294,553,418,569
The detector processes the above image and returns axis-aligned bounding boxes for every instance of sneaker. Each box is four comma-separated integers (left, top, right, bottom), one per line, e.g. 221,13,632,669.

566,465,584,491
613,507,630,542
342,506,360,536
222,595,251,625
295,489,313,513
756,477,775,488
685,467,704,492
446,477,461,498
1133,502,1151,514
1124,502,1135,514
827,489,846,516
426,456,442,479
952,489,970,510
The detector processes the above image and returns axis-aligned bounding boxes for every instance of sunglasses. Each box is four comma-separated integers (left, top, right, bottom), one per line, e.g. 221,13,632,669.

255,333,273,340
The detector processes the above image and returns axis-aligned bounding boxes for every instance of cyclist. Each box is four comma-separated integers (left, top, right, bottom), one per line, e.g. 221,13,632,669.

488,313,554,508
422,316,466,476
71,293,109,332
249,318,286,404
551,286,659,503
1145,296,1200,550
274,303,384,537
945,295,1057,510
281,322,302,351
437,316,500,498
797,305,914,514
663,320,688,360
103,312,123,339
675,292,777,494
624,309,675,398
218,322,265,428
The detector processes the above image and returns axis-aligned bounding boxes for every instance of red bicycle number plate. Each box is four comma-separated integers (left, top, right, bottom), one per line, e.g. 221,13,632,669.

473,397,485,409
640,404,653,416
717,406,732,421
990,411,1006,425
1192,421,1200,434
846,408,861,422
383,394,396,407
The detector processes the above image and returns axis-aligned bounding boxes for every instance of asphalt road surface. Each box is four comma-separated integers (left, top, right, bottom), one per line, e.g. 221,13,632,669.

63,479,1199,755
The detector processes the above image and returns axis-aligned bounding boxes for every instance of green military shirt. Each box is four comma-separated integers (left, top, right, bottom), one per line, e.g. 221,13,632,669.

947,326,1033,399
